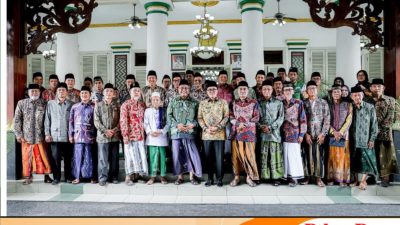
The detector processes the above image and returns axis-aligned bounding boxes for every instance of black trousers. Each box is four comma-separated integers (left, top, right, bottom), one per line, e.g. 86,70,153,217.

50,142,73,181
203,140,224,181
98,142,120,182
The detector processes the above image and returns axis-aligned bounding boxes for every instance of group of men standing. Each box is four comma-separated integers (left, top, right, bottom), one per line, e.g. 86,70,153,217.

13,68,398,190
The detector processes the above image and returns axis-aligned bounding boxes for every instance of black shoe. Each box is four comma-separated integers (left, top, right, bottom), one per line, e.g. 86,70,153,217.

99,181,106,186
381,180,389,187
51,180,60,185
216,180,223,187
205,180,214,187
44,175,53,183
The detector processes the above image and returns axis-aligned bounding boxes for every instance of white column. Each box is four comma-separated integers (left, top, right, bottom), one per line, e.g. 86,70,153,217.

336,27,361,87
240,0,265,87
143,1,172,84
56,33,81,87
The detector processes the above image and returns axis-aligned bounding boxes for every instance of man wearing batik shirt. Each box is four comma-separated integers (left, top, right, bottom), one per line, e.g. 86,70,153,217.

230,81,260,187
310,72,329,100
198,81,229,187
217,70,233,105
162,74,171,90
142,70,166,108
190,72,208,102
282,81,307,187
277,67,289,82
94,83,121,186
65,73,81,103
257,80,285,186
165,72,181,107
233,72,257,100
120,82,148,185
252,70,266,99
14,84,52,185
42,74,59,102
119,74,136,104
167,79,202,185
185,70,195,87
349,85,378,191
91,76,104,103
368,78,397,187
303,80,330,187
273,77,285,101
24,72,47,98
69,86,96,184
84,77,93,90
288,67,305,100
45,82,74,184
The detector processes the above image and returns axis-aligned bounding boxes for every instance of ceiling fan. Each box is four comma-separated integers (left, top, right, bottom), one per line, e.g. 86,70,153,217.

125,3,147,29
264,0,297,26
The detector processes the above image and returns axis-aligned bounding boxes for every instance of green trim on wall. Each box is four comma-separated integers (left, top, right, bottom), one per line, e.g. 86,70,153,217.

112,51,130,54
287,42,309,46
239,0,265,9
110,46,131,49
146,10,169,16
170,49,188,52
227,43,241,46
288,48,307,50
241,7,263,14
229,48,242,51
168,44,189,47
144,1,171,11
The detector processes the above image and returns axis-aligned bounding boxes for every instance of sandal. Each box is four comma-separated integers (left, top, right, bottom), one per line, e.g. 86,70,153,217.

327,182,334,186
246,177,256,187
359,181,367,190
316,179,325,187
229,178,241,187
350,181,358,187
174,178,184,185
160,177,168,185
300,178,309,185
146,177,155,185
190,178,199,185
22,178,32,185
289,179,298,187
72,179,80,184
339,182,347,187
273,181,281,186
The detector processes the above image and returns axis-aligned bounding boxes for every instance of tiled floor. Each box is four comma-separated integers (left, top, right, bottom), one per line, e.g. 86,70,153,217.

7,180,400,205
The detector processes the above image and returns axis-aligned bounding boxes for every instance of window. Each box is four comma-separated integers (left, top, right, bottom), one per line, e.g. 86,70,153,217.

80,52,112,84
264,51,283,64
135,53,147,66
362,49,383,80
309,49,336,86
192,51,225,65
134,69,147,88
27,54,56,86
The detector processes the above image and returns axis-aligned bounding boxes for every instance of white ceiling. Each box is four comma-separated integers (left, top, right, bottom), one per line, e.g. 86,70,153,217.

91,0,313,24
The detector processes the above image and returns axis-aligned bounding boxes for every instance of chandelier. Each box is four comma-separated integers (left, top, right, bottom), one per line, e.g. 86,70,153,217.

42,34,57,61
189,5,221,59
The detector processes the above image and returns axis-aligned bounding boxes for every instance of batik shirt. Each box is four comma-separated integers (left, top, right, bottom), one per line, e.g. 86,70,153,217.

367,95,396,141
282,98,307,143
42,89,56,102
142,85,166,108
217,84,233,105
329,101,353,140
318,84,330,100
303,98,331,139
257,97,284,143
252,85,263,99
198,99,229,140
293,81,305,100
165,88,179,107
120,99,146,143
68,101,96,144
44,99,73,142
91,90,104,103
233,87,257,100
94,100,121,143
167,96,199,139
230,98,260,142
67,88,81,103
190,89,208,102
350,101,378,148
119,87,131,104
13,98,46,144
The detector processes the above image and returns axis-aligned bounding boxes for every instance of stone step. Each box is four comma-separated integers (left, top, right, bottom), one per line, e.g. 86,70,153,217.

7,179,400,197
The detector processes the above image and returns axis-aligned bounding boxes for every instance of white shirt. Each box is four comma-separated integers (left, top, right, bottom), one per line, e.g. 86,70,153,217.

144,107,169,146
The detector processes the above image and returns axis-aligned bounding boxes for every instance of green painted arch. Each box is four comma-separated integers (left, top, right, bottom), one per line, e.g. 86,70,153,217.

239,0,265,9
144,1,172,11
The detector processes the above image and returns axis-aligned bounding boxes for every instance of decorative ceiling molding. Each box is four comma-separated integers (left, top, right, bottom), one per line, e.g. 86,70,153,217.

25,0,98,55
303,0,383,48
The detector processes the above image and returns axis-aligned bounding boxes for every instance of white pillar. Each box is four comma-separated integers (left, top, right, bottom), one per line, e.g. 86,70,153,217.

56,33,81,87
143,1,172,84
336,27,361,87
240,0,265,87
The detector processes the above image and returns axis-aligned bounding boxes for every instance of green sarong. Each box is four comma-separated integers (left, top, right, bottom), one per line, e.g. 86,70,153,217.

260,141,284,180
352,148,378,175
148,146,167,177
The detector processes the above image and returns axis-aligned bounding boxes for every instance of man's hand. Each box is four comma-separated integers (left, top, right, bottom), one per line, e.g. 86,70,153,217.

69,137,74,144
317,134,325,145
177,124,185,132
368,141,375,149
16,137,26,143
238,123,245,131
151,131,160,137
333,131,342,142
298,136,304,144
45,135,52,143
305,133,312,145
